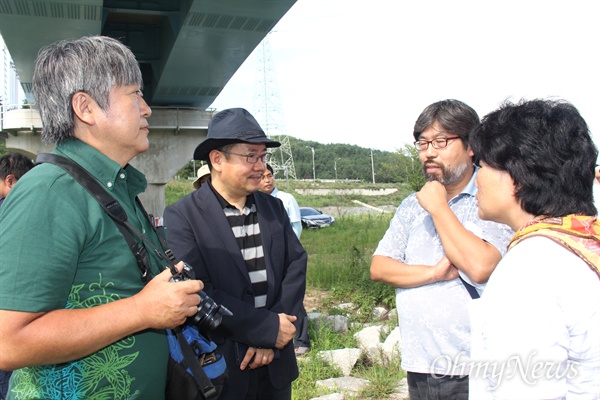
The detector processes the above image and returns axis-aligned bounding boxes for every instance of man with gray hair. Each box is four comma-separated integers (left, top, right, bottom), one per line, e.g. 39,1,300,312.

0,36,202,398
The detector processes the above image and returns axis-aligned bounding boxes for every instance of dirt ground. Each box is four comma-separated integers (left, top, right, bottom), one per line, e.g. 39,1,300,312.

303,287,329,313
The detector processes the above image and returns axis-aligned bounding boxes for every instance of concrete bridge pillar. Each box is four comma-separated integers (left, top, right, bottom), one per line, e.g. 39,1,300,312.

1,106,212,218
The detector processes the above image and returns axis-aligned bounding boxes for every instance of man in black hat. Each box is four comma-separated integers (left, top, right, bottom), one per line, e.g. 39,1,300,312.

164,108,307,399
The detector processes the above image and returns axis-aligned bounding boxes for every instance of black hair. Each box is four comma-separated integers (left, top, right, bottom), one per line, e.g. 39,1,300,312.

0,153,35,180
413,99,480,150
265,164,274,174
471,99,598,217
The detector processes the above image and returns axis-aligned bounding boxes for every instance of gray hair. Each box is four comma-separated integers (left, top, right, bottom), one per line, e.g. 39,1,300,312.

32,36,143,144
413,99,480,148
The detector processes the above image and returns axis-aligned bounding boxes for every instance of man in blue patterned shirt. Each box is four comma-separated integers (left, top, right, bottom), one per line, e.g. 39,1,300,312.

370,99,513,400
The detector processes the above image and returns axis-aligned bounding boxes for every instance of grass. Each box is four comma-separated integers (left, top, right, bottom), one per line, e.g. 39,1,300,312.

355,357,405,399
165,178,408,399
164,177,414,209
292,324,351,399
293,213,402,399
300,213,397,317
165,179,195,206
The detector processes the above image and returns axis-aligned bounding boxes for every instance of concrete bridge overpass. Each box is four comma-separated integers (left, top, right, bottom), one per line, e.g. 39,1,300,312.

0,0,296,216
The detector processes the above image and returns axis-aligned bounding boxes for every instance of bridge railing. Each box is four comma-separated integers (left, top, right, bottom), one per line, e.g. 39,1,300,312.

1,104,219,134
0,104,42,134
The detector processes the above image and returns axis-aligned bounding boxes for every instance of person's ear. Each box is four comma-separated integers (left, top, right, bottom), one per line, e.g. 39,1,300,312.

5,174,16,189
71,92,97,126
209,150,224,172
467,144,475,158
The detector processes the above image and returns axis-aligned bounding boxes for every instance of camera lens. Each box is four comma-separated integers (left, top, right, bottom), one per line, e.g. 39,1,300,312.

172,263,233,331
187,291,233,331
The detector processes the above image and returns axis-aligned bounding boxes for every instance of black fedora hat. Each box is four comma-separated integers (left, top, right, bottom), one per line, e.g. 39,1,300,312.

193,108,281,160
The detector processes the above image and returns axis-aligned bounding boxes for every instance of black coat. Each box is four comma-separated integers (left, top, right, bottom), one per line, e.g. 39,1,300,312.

163,183,307,397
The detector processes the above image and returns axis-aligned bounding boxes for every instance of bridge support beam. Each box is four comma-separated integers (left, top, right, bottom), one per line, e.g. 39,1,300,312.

2,107,212,218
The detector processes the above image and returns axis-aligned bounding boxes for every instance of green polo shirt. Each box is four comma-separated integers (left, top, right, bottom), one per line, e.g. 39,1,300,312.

0,139,168,399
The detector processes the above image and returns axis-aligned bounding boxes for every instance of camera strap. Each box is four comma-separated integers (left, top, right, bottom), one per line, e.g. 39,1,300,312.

36,153,219,399
35,153,178,281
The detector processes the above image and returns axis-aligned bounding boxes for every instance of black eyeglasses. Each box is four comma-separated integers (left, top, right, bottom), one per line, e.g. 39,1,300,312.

220,150,271,164
414,136,461,151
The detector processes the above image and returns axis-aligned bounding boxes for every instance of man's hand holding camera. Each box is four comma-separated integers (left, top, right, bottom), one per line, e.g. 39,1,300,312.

134,261,203,329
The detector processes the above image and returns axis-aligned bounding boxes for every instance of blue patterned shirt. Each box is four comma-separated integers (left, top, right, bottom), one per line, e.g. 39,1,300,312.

374,169,514,375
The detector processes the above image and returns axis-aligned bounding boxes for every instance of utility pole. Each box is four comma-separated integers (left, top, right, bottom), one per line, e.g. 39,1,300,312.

307,146,315,180
371,149,375,184
282,165,290,192
334,158,341,181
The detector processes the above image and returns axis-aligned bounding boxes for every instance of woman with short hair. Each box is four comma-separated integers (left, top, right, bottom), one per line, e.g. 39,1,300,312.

469,99,600,399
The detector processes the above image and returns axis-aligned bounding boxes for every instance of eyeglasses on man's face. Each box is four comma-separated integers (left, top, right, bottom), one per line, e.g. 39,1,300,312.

261,173,274,181
220,150,272,164
413,136,461,151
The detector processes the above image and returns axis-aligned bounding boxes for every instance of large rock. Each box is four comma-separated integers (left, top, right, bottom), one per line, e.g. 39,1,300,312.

354,325,384,364
310,393,346,400
353,325,385,349
336,302,356,311
382,326,402,362
388,308,398,323
308,313,349,334
372,306,389,320
315,376,370,392
318,348,362,376
351,324,401,365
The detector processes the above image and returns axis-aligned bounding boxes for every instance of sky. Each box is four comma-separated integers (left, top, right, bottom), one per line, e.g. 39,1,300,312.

210,0,600,153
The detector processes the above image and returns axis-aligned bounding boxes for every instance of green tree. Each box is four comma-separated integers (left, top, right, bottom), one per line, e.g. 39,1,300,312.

376,144,424,190
173,134,414,183
399,145,425,191
282,136,401,182
175,160,204,179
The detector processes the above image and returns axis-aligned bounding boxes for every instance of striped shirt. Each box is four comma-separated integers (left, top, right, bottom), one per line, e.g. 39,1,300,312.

209,182,268,308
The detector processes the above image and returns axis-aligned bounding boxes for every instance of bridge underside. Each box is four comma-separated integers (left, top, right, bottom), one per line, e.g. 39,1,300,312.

0,0,295,108
0,0,295,216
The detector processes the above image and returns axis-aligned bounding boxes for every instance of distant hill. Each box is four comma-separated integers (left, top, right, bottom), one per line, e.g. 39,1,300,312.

271,135,424,186
176,135,425,187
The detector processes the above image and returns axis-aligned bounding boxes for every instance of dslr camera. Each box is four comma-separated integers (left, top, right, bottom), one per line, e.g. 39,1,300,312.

170,263,233,331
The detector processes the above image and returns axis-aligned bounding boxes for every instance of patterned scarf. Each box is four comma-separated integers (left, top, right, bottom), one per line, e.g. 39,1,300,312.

508,214,600,279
